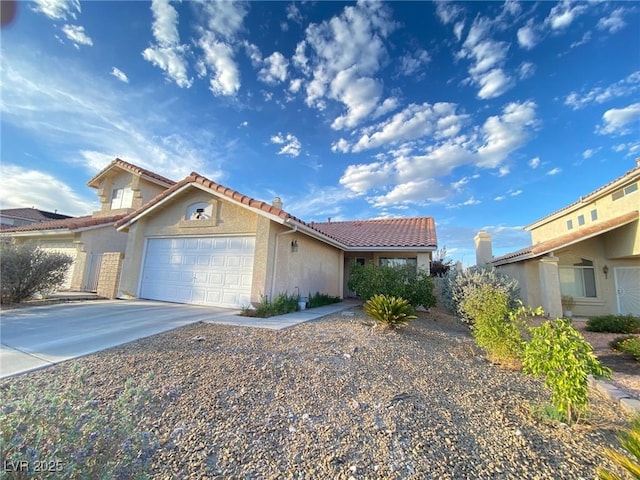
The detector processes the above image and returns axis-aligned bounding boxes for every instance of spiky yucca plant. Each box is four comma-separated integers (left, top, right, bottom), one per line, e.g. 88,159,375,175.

598,414,640,480
364,294,417,330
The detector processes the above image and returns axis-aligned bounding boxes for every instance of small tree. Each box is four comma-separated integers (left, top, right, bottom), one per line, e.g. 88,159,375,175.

430,246,454,277
0,241,74,304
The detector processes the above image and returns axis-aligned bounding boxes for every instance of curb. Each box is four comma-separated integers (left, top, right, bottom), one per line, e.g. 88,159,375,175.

589,376,640,415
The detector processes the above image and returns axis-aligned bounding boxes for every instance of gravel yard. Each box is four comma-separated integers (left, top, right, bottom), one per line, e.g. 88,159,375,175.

1,305,636,479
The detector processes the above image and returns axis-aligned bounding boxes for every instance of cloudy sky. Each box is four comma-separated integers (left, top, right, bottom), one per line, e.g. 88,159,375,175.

1,0,638,265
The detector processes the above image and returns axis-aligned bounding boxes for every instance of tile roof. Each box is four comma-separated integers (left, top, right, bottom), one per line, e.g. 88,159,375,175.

311,217,437,248
0,214,126,234
87,158,176,189
493,210,638,266
0,207,73,222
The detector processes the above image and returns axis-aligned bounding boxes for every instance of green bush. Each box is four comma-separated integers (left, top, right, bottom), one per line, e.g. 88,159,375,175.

598,413,640,480
0,365,163,479
363,294,417,330
610,336,640,361
241,292,299,318
586,315,640,334
347,263,435,309
0,241,74,305
307,291,341,308
438,265,520,325
523,318,612,423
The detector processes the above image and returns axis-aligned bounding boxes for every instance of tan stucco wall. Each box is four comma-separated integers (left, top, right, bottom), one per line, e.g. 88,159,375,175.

603,220,640,258
94,171,168,217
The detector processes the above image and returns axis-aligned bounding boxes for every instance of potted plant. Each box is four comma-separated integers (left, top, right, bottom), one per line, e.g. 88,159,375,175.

561,295,575,318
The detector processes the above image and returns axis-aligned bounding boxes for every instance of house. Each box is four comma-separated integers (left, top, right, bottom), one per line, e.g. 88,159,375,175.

0,208,73,229
114,172,438,308
479,159,640,318
1,159,175,293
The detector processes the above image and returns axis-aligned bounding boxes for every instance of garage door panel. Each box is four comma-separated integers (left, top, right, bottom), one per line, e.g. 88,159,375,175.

140,236,255,308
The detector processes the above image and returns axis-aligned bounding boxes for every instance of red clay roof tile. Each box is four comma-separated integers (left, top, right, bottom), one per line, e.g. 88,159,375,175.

87,158,176,188
1,214,127,234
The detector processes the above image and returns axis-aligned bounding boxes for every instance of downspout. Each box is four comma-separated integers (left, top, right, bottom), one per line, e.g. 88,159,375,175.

270,224,297,299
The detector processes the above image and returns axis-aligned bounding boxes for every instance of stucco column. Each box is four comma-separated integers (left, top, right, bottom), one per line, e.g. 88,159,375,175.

538,255,562,318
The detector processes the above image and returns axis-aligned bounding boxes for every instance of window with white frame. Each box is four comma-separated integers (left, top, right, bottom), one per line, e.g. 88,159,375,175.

379,257,417,268
110,187,134,209
590,209,598,221
559,258,596,298
566,219,573,230
577,214,585,226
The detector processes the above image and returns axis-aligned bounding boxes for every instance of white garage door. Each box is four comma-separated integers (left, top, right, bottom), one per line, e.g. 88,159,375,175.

140,236,255,308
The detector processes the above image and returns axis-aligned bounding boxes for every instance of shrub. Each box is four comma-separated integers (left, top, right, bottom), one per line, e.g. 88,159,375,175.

586,315,640,334
0,365,162,479
438,265,520,325
348,263,435,309
0,241,74,305
430,246,454,278
243,292,300,318
523,318,612,423
363,294,417,330
610,336,640,361
307,291,342,308
597,413,640,480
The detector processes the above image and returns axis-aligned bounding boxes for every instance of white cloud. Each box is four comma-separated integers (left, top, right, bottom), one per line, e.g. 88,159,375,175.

597,103,640,135
110,67,129,83
198,34,240,96
529,156,541,168
494,195,506,201
582,148,598,159
142,0,191,88
271,133,301,157
31,0,80,20
597,7,627,34
259,52,288,85
331,138,350,154
546,0,588,30
286,2,303,24
288,78,302,94
547,167,561,175
398,49,430,77
517,21,539,50
339,162,393,194
239,121,248,127
200,1,248,40
564,71,640,110
435,2,464,25
61,24,93,48
0,163,96,216
518,62,535,80
373,179,450,207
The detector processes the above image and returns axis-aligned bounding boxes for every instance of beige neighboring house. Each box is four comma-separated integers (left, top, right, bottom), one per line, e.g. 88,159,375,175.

115,172,438,309
478,160,640,318
1,159,175,294
0,208,73,229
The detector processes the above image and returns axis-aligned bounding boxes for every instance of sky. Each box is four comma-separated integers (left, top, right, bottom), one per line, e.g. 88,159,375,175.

1,0,639,267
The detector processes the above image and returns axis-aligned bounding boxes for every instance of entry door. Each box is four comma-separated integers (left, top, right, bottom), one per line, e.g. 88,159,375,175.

614,267,640,316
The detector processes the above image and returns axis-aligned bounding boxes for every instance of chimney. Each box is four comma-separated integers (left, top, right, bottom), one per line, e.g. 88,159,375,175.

474,231,493,267
272,197,283,210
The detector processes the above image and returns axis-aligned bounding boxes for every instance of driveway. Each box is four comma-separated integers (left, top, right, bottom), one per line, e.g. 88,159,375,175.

0,300,236,378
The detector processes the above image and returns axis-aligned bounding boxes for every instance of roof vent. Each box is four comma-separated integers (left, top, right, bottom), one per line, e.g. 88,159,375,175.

272,197,283,210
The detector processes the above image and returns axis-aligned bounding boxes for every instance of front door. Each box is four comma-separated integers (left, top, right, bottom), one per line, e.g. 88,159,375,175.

614,267,640,316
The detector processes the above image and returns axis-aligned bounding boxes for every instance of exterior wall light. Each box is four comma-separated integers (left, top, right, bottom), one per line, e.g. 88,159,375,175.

603,265,609,279
291,240,298,253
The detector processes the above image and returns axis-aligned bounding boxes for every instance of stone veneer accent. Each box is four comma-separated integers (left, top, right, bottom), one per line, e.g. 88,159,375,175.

97,252,124,299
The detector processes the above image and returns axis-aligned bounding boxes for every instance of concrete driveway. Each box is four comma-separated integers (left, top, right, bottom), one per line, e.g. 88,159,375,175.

0,300,236,379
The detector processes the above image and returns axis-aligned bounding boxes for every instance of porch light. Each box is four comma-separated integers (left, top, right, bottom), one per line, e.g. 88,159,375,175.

602,265,609,279
291,240,298,253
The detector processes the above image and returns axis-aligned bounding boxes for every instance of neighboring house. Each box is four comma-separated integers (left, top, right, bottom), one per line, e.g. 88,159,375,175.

0,208,73,229
115,172,438,309
479,160,640,318
1,159,175,292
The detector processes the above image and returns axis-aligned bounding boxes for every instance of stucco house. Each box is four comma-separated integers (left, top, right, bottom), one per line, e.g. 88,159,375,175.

477,160,640,318
1,159,175,292
114,172,438,309
0,208,73,230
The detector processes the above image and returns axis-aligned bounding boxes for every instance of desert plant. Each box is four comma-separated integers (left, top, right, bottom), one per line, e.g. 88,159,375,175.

438,265,520,325
0,241,74,304
587,315,640,334
307,291,342,308
0,365,162,479
348,263,435,309
610,336,640,361
597,413,640,480
363,294,417,330
523,318,612,423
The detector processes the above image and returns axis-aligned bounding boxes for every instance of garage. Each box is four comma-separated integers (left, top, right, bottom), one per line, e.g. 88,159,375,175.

139,236,255,308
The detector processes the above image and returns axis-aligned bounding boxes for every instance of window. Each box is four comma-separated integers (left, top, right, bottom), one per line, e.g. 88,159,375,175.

110,187,133,209
559,258,596,298
577,214,585,226
379,257,417,268
566,219,573,230
612,182,638,200
590,209,598,221
355,258,365,266
625,183,638,195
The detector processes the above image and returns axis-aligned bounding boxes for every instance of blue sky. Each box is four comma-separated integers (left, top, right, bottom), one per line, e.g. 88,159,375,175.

1,0,638,266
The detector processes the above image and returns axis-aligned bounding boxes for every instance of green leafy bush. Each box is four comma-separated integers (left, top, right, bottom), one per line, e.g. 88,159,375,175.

307,291,342,308
348,263,435,309
251,292,299,317
523,318,612,423
0,241,74,305
598,413,640,480
586,315,640,334
437,265,520,325
610,336,640,361
0,365,164,479
363,294,417,330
